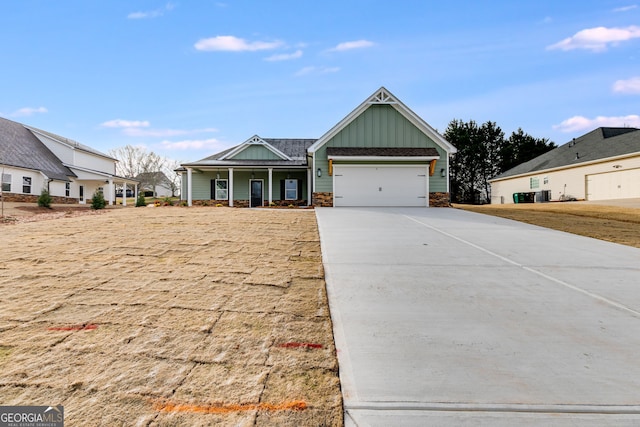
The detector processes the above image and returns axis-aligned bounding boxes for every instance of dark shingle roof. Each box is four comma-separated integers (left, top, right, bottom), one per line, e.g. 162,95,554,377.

0,117,75,181
493,127,640,180
326,147,440,157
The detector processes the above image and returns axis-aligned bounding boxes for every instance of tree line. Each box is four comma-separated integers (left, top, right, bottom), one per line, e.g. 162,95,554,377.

444,120,557,204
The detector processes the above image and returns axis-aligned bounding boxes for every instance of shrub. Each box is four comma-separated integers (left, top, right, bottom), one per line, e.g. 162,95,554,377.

136,193,146,207
163,197,173,206
38,189,53,208
90,191,106,210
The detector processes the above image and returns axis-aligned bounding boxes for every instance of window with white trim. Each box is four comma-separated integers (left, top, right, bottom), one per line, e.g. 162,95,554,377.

65,182,70,197
1,173,11,192
22,176,32,194
215,179,228,200
529,177,539,189
285,179,297,200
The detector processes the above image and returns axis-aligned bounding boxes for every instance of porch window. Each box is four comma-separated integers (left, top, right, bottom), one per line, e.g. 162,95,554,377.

65,182,70,197
1,173,10,192
22,176,32,194
215,179,228,200
285,179,297,200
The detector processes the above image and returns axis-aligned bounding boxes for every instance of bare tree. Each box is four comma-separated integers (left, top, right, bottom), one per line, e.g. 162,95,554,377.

108,145,163,179
161,158,182,197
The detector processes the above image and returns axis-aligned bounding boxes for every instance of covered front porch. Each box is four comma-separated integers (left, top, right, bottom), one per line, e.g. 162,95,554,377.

69,166,139,206
183,166,312,207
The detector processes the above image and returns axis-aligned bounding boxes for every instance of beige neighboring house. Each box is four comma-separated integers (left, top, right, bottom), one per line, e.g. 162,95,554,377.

490,127,640,204
0,117,139,205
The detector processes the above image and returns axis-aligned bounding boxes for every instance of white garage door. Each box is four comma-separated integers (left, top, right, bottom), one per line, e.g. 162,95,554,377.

587,169,640,201
333,165,428,207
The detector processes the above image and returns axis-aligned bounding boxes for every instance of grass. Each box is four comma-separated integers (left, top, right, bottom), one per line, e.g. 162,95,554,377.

454,202,640,248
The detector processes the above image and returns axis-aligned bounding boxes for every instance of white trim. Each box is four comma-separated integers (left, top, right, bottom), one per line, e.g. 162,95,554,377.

268,168,273,205
308,87,457,155
187,167,193,206
219,135,292,161
328,155,439,162
26,127,116,160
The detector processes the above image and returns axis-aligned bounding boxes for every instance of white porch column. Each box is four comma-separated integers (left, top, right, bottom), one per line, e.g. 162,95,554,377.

228,168,234,207
108,179,114,205
135,184,138,203
268,168,273,205
122,183,127,206
187,167,193,207
307,168,312,206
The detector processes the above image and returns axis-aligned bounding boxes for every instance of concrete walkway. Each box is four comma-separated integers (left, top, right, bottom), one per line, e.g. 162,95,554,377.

315,207,640,426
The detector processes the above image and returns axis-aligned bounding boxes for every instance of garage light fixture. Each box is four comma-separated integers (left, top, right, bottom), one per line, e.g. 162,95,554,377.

317,168,322,177
440,168,446,178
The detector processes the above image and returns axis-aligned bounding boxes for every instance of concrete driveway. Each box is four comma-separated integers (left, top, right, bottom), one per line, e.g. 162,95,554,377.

315,207,640,426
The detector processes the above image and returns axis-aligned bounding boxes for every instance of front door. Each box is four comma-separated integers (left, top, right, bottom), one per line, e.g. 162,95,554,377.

250,180,263,207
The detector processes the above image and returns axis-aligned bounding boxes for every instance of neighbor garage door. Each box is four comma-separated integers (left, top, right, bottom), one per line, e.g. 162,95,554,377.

333,165,428,207
587,169,640,201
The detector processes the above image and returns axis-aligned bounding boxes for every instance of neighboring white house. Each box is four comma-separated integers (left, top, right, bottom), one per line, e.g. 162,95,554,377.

490,127,640,204
135,171,174,198
0,117,138,205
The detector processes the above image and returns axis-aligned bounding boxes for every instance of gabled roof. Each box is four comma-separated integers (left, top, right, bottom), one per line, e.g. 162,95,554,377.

183,137,316,167
25,125,115,160
492,127,640,181
308,87,457,154
0,117,75,181
220,135,292,161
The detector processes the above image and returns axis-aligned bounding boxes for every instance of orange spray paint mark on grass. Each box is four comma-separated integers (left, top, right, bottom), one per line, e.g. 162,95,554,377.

47,324,98,331
153,400,307,414
278,342,323,349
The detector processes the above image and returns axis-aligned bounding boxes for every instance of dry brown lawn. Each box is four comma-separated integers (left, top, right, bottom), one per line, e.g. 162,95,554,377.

454,202,640,248
0,206,342,426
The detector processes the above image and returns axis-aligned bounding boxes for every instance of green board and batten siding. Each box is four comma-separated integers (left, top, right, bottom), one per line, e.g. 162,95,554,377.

186,170,307,201
315,104,448,193
229,145,284,160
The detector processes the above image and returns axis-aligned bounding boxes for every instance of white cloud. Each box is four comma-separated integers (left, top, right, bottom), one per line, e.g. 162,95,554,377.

194,35,283,52
128,2,174,19
613,76,640,93
613,4,638,12
329,39,375,52
159,138,222,150
11,107,48,117
547,25,640,52
264,50,303,62
294,66,340,76
553,115,640,132
102,119,218,138
101,119,150,128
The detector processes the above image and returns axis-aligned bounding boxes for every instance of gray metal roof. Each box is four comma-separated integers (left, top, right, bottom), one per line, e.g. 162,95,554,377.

186,138,316,166
0,117,75,181
493,127,640,180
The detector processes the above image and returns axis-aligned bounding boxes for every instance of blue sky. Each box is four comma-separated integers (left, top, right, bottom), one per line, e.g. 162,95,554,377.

1,1,639,163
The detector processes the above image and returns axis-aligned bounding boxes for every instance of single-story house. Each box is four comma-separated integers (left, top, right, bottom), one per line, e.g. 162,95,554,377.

180,87,457,207
0,117,139,205
490,127,640,204
135,171,174,198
